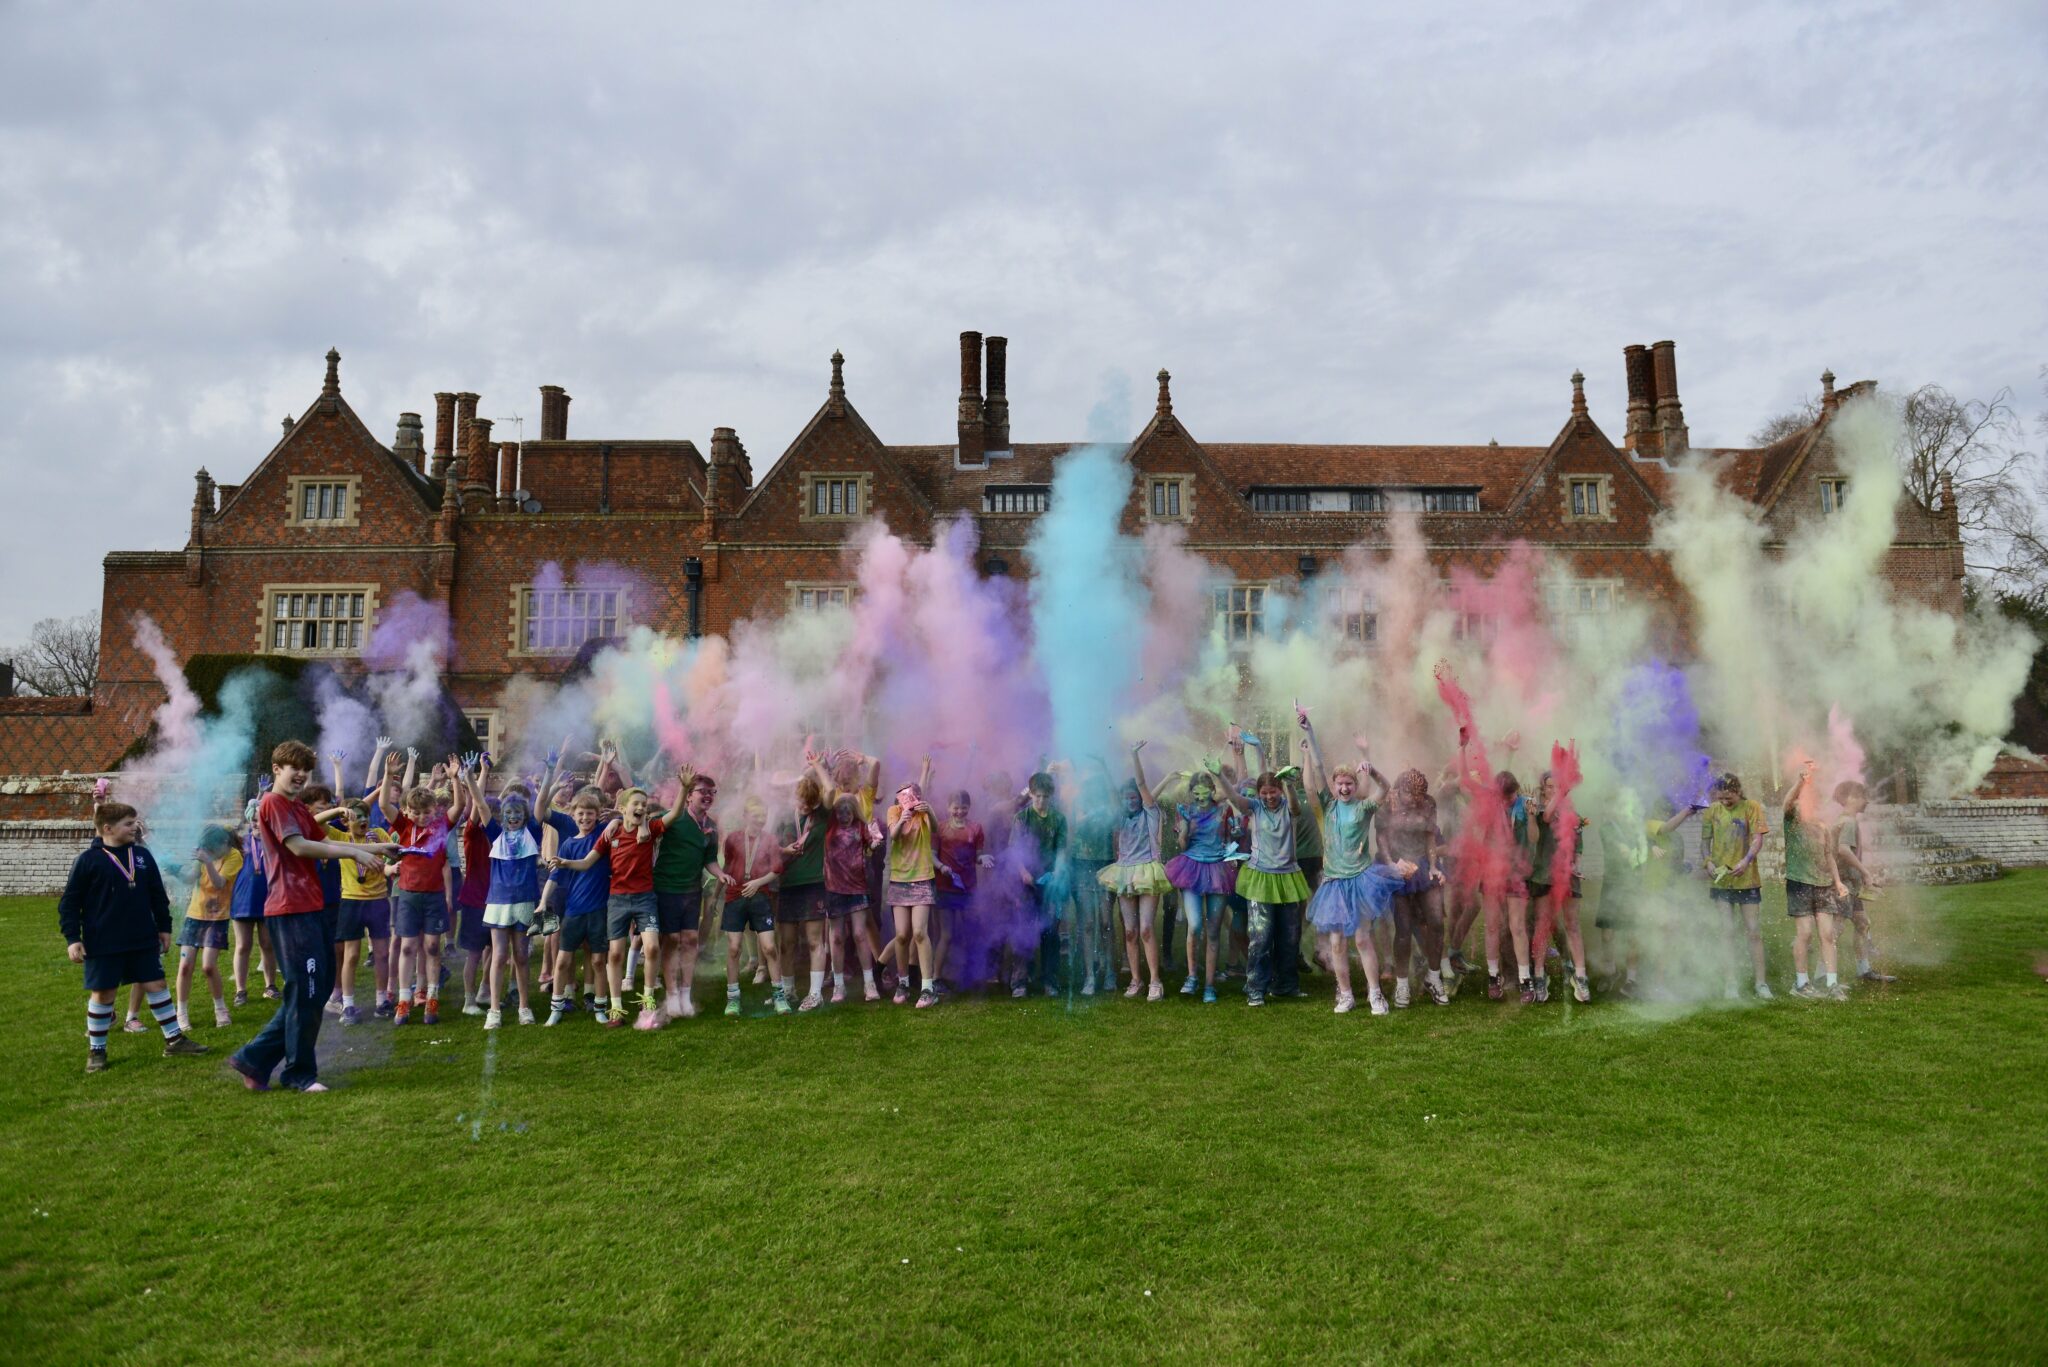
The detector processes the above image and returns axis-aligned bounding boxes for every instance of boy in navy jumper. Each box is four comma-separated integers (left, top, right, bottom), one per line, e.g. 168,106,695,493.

59,800,210,1073
228,740,395,1094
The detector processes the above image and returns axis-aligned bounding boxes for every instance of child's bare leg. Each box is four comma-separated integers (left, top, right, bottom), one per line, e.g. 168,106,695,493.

1138,895,1160,985
423,933,444,1001
912,905,936,985
806,920,828,993
1121,900,1142,989
757,928,782,982
201,946,223,1006
1792,914,1813,979
256,921,278,990
1561,902,1587,982
231,922,252,993
1743,905,1767,986
889,906,912,978
1507,895,1533,983
1818,911,1839,980
1326,931,1354,1000
1351,923,1383,995
175,948,196,1021
606,938,628,1006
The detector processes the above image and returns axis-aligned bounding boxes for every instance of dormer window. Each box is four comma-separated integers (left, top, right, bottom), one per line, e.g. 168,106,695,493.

1248,488,1385,512
982,485,1050,514
1820,477,1848,514
1420,488,1480,513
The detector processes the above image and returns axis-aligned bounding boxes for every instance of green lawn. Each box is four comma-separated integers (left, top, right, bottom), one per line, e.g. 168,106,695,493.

2,877,2044,1364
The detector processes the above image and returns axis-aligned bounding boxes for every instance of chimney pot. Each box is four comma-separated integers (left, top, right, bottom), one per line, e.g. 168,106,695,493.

1820,369,1837,414
957,331,986,467
497,441,517,511
1622,343,1655,449
461,417,495,505
394,412,425,470
1650,340,1688,456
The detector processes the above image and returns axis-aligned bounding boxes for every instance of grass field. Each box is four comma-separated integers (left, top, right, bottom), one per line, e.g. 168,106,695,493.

2,875,2044,1364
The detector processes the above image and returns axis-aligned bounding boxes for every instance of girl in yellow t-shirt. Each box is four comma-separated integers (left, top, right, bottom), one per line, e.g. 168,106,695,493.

175,823,241,1031
885,774,939,1008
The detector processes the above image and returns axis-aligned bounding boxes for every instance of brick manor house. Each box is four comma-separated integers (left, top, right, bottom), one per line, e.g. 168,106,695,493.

0,331,1963,777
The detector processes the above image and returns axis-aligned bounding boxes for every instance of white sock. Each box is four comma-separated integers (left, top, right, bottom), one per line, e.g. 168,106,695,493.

1440,956,1453,978
212,994,227,1008
1796,972,1809,987
781,975,795,997
1857,957,1871,974
726,983,740,998
862,968,876,989
342,993,355,1007
809,970,824,996
1424,969,1441,989
1825,971,1838,987
833,972,847,991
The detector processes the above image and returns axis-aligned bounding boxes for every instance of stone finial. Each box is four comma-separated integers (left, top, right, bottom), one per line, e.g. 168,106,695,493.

1821,369,1837,413
281,414,295,437
829,350,846,416
322,347,341,397
1571,369,1587,419
1156,368,1173,417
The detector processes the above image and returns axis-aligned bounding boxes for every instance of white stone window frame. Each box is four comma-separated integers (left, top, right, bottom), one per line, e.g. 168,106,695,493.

980,485,1051,516
799,471,873,522
259,582,379,657
1819,476,1849,515
510,583,630,658
788,581,855,612
1562,473,1615,524
1147,473,1193,523
285,475,363,528
463,709,502,756
1213,581,1269,645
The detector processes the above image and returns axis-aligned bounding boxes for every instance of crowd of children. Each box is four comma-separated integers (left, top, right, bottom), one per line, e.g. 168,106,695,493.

60,713,1900,1088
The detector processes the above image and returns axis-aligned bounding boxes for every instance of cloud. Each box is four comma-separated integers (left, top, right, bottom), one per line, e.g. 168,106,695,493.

3,0,2044,643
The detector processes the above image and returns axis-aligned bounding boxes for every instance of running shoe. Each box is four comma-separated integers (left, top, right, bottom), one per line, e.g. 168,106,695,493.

545,1007,565,1026
1425,979,1450,1007
484,1007,503,1030
462,1001,484,1017
1533,976,1550,1004
1202,986,1218,1004
916,989,938,1009
1826,983,1850,1002
1246,991,1265,1007
1449,951,1473,976
372,999,394,1020
724,996,741,1018
1485,974,1505,1001
634,1008,661,1030
1753,982,1776,1001
1393,978,1412,1010
163,1035,209,1057
517,1006,536,1026
831,983,847,1004
123,1017,146,1034
798,993,823,1012
1792,982,1823,1000
1368,993,1389,1016
393,1000,412,1026
1858,969,1897,984
422,1001,439,1026
233,989,249,1007
1123,979,1142,999
865,983,882,1003
1080,975,1096,997
1011,982,1027,999
1572,976,1591,1004
773,991,793,1016
1334,992,1356,1014
604,1006,627,1029
1518,980,1536,1005
893,985,909,1006
1147,982,1164,1002
1180,975,1198,996
214,1005,233,1028
341,1005,362,1027
86,1051,109,1074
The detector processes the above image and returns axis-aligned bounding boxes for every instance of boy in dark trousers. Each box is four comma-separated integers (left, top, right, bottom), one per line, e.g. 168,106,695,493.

60,800,210,1073
229,740,395,1093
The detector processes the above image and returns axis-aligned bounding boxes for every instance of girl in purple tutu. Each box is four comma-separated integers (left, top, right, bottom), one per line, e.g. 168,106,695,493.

1296,709,1411,1015
1165,765,1238,1004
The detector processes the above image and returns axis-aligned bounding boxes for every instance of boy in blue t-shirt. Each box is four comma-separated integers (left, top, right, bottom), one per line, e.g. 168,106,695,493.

544,787,616,1025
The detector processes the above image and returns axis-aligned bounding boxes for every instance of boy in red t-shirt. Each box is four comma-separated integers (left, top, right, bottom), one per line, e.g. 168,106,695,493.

229,741,393,1093
557,783,682,1028
719,798,790,1016
388,784,454,1025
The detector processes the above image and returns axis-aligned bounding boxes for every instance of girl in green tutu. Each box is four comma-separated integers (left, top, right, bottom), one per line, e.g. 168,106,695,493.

1221,725,1311,1008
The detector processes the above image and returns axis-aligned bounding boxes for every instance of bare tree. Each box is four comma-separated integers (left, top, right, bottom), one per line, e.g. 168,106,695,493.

1,610,101,696
1751,379,2046,594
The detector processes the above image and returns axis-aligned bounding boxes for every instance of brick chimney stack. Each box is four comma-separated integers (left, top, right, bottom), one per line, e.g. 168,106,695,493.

707,426,753,518
454,392,479,475
957,330,986,468
1650,340,1688,456
1820,369,1837,415
0,661,13,698
431,392,456,480
496,441,517,511
191,467,215,543
462,418,496,505
394,412,424,471
281,415,295,438
1623,344,1655,451
539,385,570,441
984,336,1010,450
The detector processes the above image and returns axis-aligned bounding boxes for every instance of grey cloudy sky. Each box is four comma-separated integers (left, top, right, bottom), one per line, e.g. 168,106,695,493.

3,0,2043,645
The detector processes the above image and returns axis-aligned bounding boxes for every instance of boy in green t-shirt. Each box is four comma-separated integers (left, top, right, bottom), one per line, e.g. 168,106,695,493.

1781,760,1848,1000
1699,773,1773,1000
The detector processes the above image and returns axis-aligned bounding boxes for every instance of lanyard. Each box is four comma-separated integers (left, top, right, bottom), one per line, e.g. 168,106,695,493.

103,846,137,885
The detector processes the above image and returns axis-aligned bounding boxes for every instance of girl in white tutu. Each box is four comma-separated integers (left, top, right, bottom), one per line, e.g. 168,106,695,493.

1296,708,1412,1015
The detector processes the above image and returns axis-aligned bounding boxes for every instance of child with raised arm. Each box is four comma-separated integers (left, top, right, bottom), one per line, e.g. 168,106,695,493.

228,741,395,1093
1830,780,1894,985
1379,767,1449,1008
1100,742,1171,1001
885,763,942,1008
463,755,555,1029
173,823,240,1032
1165,765,1238,1004
720,798,792,1016
1297,711,1407,1015
577,782,683,1028
61,798,210,1073
1782,760,1848,1001
1700,772,1773,1000
934,790,990,996
1014,772,1069,998
1222,725,1312,1009
325,794,392,1025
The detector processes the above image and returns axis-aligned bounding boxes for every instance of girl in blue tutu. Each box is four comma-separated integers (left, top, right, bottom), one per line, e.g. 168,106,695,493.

1296,708,1413,1015
1165,765,1239,1004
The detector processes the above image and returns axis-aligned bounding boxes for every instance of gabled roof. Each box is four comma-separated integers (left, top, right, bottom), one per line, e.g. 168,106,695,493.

214,385,439,522
738,394,937,520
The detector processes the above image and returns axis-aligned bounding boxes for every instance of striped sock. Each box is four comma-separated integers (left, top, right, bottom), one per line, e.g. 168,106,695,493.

147,988,182,1039
552,997,568,1013
87,1000,114,1051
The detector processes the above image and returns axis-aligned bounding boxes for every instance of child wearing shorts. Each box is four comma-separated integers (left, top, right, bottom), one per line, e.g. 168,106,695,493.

719,799,791,1016
174,823,240,1032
